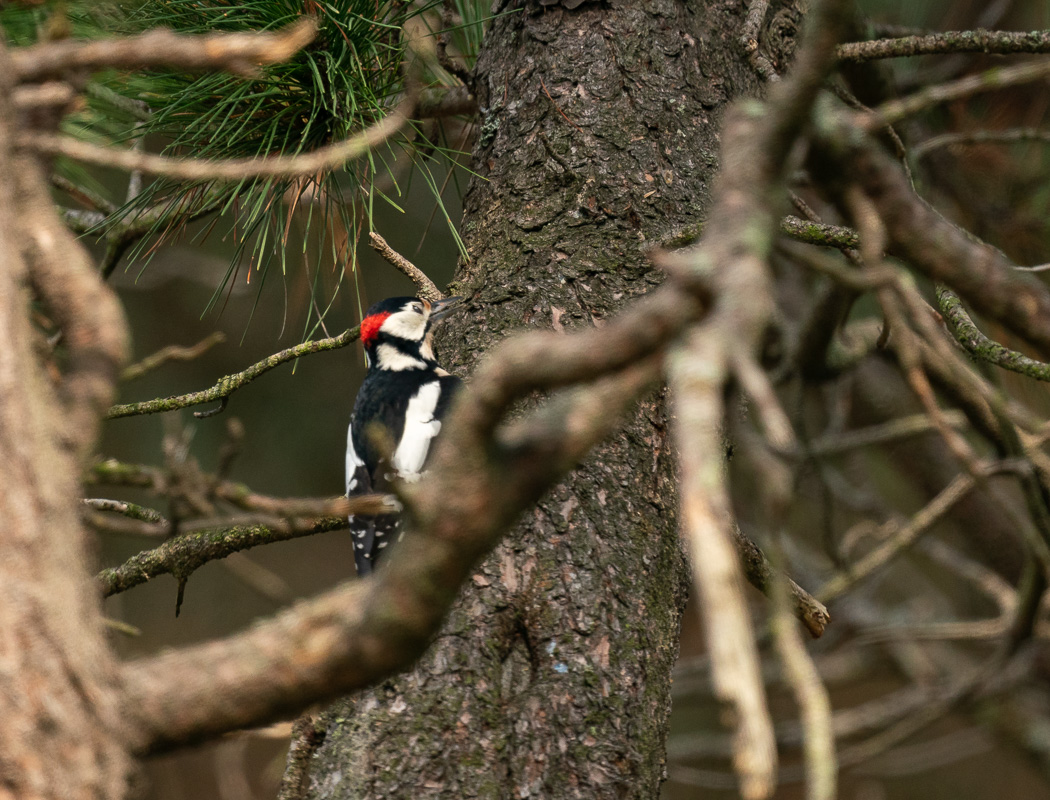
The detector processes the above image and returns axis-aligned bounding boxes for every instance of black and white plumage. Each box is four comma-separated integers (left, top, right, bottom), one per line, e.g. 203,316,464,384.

346,295,461,576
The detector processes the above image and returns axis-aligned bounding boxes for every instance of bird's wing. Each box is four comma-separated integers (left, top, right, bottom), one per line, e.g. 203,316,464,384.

345,418,372,496
392,380,444,481
347,418,381,576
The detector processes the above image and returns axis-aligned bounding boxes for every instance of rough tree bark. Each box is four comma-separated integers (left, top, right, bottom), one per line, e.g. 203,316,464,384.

288,1,801,798
0,59,129,799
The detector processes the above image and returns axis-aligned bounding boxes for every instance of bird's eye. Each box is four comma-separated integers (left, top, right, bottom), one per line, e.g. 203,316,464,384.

412,303,424,314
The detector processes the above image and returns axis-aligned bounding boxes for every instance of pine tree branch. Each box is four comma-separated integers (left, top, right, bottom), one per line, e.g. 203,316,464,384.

107,327,360,419
21,92,416,181
12,19,318,82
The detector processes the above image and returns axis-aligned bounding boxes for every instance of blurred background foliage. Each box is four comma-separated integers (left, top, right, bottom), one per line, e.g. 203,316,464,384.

4,0,1050,797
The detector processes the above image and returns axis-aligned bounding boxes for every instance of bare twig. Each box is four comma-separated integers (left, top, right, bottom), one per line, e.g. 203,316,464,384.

17,153,129,458
913,127,1050,159
368,232,443,302
12,19,318,82
121,333,226,382
870,59,1050,128
21,91,416,181
806,411,968,457
740,0,780,81
771,575,836,800
818,467,1002,603
83,498,165,525
837,29,1050,63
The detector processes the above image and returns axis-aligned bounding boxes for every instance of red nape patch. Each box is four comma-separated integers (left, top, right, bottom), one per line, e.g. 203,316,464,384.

361,312,391,346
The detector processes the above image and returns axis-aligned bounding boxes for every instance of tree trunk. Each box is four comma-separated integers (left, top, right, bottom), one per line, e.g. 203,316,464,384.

290,1,793,797
0,67,129,798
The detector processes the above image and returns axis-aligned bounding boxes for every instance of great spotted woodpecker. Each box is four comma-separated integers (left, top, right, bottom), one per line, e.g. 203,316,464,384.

345,295,462,575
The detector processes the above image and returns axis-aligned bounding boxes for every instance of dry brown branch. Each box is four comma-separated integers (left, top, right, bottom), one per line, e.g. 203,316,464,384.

671,330,776,800
739,0,780,81
12,19,317,82
663,2,853,794
368,232,443,302
17,153,129,458
21,90,416,181
732,529,830,638
771,577,835,800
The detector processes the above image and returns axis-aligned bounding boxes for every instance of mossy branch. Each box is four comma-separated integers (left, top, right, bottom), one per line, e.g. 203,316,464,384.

107,327,360,419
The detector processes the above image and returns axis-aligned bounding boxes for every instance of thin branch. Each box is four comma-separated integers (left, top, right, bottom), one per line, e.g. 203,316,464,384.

740,0,780,81
16,152,129,457
771,577,836,800
21,90,416,181
83,498,165,525
733,528,830,638
121,333,226,382
12,19,317,82
368,232,443,302
780,215,860,250
107,326,359,419
806,411,968,457
97,497,390,598
817,466,1003,603
936,286,1050,382
913,127,1050,159
837,29,1050,63
870,59,1050,128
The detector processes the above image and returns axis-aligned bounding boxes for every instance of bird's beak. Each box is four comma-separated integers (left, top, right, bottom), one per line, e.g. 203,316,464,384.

429,295,463,321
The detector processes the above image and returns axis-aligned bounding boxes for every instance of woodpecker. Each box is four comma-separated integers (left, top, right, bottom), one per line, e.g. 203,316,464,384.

346,295,462,576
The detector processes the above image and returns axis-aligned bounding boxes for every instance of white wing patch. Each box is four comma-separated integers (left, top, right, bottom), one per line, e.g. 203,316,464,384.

393,381,443,480
346,421,364,494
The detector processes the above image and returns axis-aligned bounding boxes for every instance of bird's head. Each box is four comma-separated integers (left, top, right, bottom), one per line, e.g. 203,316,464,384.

359,295,461,371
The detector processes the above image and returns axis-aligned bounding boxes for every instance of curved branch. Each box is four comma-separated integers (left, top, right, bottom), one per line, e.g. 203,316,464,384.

937,286,1050,382
13,19,318,82
107,326,359,419
21,91,416,181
